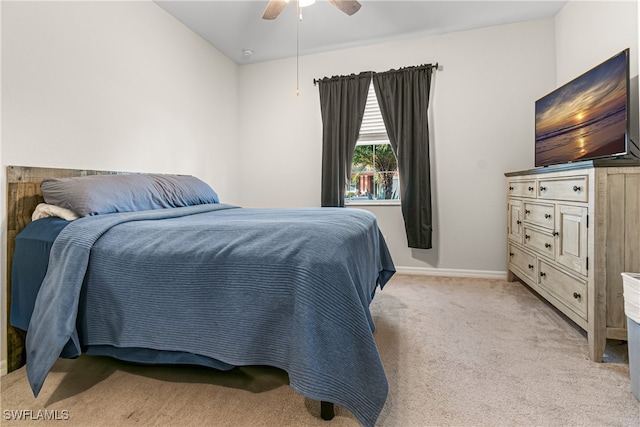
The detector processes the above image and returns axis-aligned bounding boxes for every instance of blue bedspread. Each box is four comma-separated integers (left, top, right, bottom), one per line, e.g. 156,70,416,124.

26,204,395,426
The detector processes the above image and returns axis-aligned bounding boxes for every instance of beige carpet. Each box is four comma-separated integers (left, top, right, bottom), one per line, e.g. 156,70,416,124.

2,274,639,426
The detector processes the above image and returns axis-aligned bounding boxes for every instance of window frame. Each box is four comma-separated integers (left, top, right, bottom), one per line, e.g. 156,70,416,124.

345,83,400,206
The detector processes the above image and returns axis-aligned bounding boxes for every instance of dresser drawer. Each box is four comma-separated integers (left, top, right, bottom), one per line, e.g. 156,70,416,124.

524,202,554,230
508,179,537,198
523,226,555,260
538,176,588,202
508,243,537,282
538,260,587,319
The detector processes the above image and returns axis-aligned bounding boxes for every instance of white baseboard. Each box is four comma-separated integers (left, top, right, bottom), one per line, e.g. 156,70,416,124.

1,359,7,377
395,266,508,280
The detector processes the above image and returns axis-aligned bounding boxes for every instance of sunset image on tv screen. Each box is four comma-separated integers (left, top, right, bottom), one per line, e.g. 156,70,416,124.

535,51,627,166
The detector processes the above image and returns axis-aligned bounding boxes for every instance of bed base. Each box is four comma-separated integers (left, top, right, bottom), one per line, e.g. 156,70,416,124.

321,401,335,420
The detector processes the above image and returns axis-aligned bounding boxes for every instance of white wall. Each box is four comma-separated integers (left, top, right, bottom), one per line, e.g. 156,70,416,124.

555,0,638,83
238,1,639,277
1,0,240,374
2,1,240,193
238,19,557,276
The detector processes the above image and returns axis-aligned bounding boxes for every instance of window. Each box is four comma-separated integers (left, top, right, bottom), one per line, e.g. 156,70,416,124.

346,83,399,203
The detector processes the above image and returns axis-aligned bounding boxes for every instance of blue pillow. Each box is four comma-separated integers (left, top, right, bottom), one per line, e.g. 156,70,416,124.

40,174,219,217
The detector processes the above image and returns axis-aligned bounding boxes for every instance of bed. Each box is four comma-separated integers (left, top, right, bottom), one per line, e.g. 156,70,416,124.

6,165,395,427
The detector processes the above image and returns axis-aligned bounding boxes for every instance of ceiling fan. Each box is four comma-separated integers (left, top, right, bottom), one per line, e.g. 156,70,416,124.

262,0,362,20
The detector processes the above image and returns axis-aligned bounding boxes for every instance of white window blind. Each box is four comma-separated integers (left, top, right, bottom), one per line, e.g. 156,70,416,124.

358,83,389,145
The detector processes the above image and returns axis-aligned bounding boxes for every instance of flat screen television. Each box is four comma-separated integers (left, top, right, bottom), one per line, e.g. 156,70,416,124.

535,48,638,167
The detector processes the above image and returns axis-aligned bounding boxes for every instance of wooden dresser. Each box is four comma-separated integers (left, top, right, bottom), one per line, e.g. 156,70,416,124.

505,160,640,362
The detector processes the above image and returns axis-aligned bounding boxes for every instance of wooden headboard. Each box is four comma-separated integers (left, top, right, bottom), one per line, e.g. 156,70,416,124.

5,165,121,372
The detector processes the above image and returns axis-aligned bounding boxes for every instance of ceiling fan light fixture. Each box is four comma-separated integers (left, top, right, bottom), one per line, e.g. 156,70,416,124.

263,0,359,20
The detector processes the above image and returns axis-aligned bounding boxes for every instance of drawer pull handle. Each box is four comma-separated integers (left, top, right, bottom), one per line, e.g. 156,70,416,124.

540,272,546,278
528,264,534,270
509,186,514,191
516,220,522,225
540,186,547,192
545,243,552,248
528,186,534,192
509,252,514,257
573,186,581,192
525,210,530,215
544,214,552,219
573,292,581,300
552,231,559,236
525,234,530,240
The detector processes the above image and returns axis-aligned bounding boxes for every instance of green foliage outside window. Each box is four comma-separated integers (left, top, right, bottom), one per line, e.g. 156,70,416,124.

349,144,398,200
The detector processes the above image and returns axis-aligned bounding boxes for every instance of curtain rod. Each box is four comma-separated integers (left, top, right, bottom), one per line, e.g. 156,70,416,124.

313,63,439,86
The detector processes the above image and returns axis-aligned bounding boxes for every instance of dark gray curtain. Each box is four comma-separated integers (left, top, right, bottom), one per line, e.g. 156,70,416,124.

373,65,434,249
318,73,372,207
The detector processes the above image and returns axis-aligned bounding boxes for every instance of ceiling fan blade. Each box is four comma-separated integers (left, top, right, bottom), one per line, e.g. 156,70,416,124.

328,0,361,16
262,0,288,20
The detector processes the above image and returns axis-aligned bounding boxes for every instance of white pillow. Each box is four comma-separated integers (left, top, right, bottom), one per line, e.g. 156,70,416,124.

32,203,80,221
